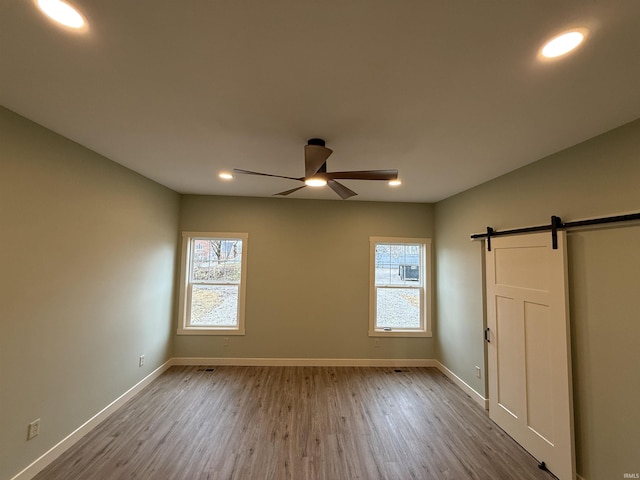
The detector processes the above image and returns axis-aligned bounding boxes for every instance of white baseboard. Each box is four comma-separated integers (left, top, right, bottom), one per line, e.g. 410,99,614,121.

434,360,488,410
11,360,173,480
171,357,437,367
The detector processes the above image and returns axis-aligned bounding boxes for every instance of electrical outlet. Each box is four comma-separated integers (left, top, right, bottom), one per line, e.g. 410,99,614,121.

27,418,40,440
139,355,145,367
223,337,229,346
374,339,381,348
475,366,481,379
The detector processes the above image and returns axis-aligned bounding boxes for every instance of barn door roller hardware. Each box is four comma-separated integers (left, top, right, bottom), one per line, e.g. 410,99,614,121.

485,227,494,252
551,215,562,249
471,212,640,251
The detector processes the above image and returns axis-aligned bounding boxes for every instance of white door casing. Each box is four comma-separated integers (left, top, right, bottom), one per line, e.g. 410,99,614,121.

486,231,575,480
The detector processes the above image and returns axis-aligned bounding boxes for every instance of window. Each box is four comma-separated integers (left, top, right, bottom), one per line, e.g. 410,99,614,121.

177,232,248,335
369,237,432,337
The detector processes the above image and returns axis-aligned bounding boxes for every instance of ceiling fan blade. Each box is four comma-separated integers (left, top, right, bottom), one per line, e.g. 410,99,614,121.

233,168,302,181
274,185,307,196
328,180,357,199
304,144,333,177
325,169,398,181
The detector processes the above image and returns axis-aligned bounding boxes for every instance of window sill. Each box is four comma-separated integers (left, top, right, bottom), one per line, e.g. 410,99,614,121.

177,328,245,336
369,329,432,338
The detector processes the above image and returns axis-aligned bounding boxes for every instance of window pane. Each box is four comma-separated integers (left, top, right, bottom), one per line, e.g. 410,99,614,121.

375,243,420,286
189,284,239,327
376,287,421,329
191,239,242,283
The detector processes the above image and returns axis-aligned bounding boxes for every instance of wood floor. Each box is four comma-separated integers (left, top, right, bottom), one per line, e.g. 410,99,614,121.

34,366,555,480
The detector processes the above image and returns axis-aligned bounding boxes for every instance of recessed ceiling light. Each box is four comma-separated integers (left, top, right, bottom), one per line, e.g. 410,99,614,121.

388,179,402,187
541,30,586,59
36,0,86,29
305,178,327,187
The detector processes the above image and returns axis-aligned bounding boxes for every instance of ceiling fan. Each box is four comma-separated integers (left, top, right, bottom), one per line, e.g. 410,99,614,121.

233,138,399,199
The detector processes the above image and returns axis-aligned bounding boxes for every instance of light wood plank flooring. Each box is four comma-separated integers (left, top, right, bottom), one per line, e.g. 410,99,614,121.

34,366,555,479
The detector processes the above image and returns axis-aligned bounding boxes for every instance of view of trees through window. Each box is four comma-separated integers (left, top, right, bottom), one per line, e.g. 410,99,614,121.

189,238,243,327
374,242,422,329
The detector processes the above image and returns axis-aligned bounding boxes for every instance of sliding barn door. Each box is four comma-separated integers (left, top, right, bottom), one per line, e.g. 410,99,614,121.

485,232,575,480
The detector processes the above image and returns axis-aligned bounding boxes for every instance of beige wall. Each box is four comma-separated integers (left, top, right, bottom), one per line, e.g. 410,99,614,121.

175,195,435,360
0,108,180,479
434,118,640,480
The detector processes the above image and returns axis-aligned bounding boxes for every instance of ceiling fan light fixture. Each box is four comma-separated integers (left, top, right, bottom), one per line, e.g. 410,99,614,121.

540,30,586,59
305,177,327,187
36,0,86,30
218,172,233,180
388,179,402,186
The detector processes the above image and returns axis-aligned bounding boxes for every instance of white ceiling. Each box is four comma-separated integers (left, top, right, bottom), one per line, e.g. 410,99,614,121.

2,0,640,202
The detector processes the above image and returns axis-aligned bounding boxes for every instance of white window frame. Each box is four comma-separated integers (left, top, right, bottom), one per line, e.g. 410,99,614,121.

177,232,248,335
369,236,432,337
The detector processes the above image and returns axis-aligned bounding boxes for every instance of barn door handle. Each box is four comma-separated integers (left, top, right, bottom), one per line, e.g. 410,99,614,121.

484,327,491,343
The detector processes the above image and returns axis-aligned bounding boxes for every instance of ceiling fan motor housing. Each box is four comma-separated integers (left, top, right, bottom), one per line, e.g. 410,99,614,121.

307,138,326,147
